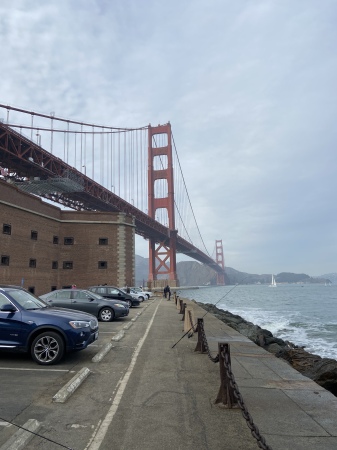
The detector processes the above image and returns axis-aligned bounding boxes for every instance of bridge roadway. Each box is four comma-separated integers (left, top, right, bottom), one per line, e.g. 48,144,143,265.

0,123,222,275
1,296,336,449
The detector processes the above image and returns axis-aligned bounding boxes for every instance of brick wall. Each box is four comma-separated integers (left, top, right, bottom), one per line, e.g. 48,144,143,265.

0,180,135,295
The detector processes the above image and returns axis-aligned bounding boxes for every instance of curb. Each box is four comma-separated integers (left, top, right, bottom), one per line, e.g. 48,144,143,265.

0,419,41,450
112,330,125,341
92,342,114,362
52,367,91,403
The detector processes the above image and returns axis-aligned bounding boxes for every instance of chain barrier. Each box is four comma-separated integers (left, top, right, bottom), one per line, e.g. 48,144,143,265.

192,317,272,450
194,317,219,363
221,347,273,450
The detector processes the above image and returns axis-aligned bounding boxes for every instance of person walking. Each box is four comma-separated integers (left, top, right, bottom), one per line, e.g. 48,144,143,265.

165,285,171,301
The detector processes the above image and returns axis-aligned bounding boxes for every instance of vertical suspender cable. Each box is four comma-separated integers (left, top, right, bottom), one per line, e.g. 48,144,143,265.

80,124,83,169
110,129,113,193
100,128,104,186
50,117,54,154
92,126,95,180
131,131,134,206
74,133,77,168
105,131,108,190
124,132,127,201
118,131,121,196
63,131,66,162
66,121,69,164
135,130,139,208
31,114,34,141
84,132,87,172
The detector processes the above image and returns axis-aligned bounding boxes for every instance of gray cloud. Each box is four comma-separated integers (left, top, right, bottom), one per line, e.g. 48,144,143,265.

1,0,336,275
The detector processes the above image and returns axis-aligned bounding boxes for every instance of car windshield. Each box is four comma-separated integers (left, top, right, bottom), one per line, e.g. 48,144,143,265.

8,289,48,309
83,290,104,300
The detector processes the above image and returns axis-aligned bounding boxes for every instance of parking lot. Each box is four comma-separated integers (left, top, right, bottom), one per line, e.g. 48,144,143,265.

0,300,153,449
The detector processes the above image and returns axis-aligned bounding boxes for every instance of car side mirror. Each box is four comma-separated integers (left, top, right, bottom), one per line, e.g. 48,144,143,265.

1,304,16,312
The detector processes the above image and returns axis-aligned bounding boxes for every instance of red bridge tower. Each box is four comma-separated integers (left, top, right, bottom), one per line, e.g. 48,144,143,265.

215,239,225,285
147,123,178,287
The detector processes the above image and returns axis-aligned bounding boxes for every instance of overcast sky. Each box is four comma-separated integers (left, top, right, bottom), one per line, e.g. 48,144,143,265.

1,0,336,276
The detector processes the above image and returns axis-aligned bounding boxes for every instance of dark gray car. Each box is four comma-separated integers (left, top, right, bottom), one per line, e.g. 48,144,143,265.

40,289,129,322
88,286,140,307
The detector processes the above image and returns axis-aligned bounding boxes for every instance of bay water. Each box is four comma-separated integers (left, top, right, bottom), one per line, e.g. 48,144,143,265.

180,284,337,360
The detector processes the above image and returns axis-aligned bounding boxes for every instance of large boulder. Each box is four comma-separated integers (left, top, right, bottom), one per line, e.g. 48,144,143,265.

276,348,337,395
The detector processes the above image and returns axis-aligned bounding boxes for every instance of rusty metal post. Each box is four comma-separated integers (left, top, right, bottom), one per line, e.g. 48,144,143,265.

179,299,184,314
214,343,238,408
181,303,186,321
194,318,207,353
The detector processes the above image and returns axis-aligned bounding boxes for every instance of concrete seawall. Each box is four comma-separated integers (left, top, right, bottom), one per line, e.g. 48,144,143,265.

196,300,337,397
169,296,337,449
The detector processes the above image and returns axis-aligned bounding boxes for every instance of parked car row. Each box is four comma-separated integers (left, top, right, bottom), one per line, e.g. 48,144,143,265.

88,286,141,307
122,287,153,301
40,289,130,321
0,285,99,366
0,284,153,366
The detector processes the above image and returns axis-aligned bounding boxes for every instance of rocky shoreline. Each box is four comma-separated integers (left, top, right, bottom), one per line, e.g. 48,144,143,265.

197,302,337,397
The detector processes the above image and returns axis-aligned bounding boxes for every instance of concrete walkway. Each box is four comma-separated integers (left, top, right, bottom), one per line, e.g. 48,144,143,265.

93,296,337,450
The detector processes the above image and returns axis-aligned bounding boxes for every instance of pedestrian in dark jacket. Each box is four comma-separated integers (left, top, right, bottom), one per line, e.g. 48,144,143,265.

165,285,171,300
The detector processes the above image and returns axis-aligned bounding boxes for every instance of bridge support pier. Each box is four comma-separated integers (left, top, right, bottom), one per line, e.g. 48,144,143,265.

216,239,226,286
147,123,179,288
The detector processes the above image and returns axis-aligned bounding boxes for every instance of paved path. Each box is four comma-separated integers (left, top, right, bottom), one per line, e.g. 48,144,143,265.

90,296,337,450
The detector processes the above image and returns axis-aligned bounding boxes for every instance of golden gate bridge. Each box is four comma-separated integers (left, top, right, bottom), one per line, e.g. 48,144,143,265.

0,104,225,285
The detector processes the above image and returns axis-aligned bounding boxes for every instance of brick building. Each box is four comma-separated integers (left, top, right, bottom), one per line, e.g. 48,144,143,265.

0,180,135,295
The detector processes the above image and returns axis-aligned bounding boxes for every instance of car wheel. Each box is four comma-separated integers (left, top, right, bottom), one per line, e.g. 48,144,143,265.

127,300,132,308
138,296,145,301
99,307,115,322
31,331,64,365
146,294,150,299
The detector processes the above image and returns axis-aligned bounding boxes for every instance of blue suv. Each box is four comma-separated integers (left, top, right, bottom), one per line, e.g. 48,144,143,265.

0,285,99,365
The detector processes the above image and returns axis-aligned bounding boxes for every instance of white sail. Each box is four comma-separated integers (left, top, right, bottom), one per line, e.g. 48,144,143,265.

269,274,277,287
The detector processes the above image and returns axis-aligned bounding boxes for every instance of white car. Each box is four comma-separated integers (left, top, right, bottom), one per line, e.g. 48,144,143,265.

131,287,153,300
121,288,145,302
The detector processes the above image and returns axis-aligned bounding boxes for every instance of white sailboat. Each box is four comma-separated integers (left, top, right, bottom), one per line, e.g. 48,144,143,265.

269,274,277,287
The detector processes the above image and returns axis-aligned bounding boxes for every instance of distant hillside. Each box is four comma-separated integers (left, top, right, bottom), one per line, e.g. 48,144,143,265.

135,255,150,286
317,273,337,284
225,269,330,285
135,256,229,286
176,261,230,286
135,256,332,286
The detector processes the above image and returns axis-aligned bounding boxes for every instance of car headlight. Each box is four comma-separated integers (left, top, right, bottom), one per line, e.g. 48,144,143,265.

69,320,90,329
114,303,126,308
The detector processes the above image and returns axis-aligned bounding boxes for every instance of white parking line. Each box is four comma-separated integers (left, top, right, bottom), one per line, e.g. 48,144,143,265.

0,367,69,372
0,421,11,427
86,299,161,450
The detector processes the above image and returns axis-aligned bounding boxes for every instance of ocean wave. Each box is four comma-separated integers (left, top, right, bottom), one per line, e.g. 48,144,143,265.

185,286,337,360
